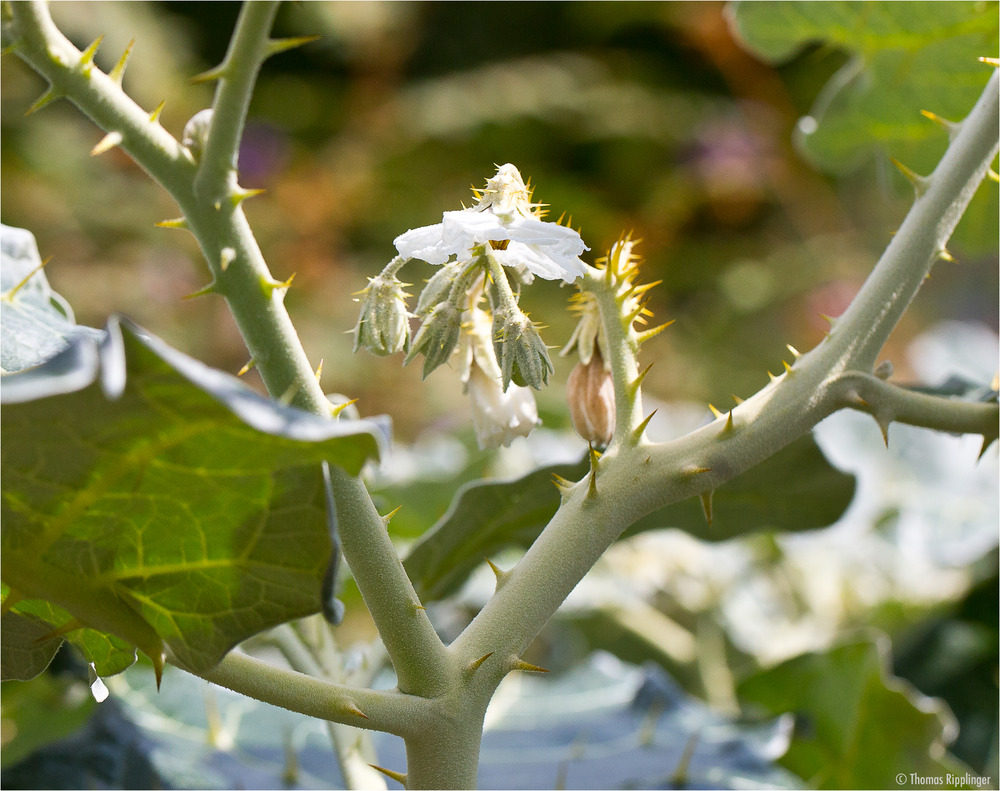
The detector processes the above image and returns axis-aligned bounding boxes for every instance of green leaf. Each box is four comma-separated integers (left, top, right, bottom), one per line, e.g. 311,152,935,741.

0,612,63,681
1,316,386,675
728,1,999,174
0,223,103,373
738,634,974,789
404,433,855,601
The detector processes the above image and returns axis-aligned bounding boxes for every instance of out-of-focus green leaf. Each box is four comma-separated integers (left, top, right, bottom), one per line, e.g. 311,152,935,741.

405,433,854,601
0,664,99,769
0,612,63,681
738,634,975,789
728,2,999,174
1,316,386,675
0,223,103,373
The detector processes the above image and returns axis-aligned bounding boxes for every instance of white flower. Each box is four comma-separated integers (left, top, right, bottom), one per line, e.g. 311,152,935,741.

467,366,539,449
393,164,589,283
460,305,540,448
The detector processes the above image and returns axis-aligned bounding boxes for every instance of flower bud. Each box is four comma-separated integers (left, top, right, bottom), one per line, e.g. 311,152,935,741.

467,365,539,449
353,274,411,357
567,350,615,447
492,307,553,391
182,109,213,160
406,300,462,378
415,259,467,316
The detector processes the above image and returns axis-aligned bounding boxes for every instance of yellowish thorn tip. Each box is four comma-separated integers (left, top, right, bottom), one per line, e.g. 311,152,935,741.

345,702,369,719
331,398,358,418
237,359,256,377
369,764,407,786
4,256,52,301
708,404,723,420
786,344,801,358
632,409,657,442
512,658,549,673
149,100,166,123
467,652,494,674
90,131,123,156
699,490,714,527
109,39,135,85
155,217,188,230
782,360,794,374
267,34,322,56
26,87,62,115
731,394,744,405
190,63,228,84
79,34,104,68
978,56,1000,67
380,505,404,525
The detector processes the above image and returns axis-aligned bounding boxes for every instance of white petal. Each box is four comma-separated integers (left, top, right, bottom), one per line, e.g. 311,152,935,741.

394,223,451,265
495,242,588,283
506,216,588,254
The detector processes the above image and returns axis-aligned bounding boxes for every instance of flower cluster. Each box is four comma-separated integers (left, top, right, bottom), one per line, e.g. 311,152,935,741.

354,164,592,447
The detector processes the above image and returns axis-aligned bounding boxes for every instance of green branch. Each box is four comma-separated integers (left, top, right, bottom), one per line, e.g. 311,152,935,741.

192,648,434,740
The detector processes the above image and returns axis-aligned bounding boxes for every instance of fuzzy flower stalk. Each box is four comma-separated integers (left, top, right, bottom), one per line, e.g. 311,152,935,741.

354,163,593,445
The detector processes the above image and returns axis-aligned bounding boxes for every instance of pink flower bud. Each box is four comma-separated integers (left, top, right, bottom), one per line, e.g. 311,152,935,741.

567,350,615,447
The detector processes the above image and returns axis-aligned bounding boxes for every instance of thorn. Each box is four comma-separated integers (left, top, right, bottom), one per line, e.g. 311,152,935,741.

314,359,324,383
708,404,723,420
230,186,266,208
466,652,494,675
723,410,734,433
978,56,1000,67
875,416,890,447
634,320,675,346
331,398,358,418
220,247,236,271
731,394,744,405
819,313,837,330
551,473,575,493
155,217,189,230
90,130,123,156
78,34,104,71
190,62,228,84
920,109,960,139
3,256,51,301
511,658,549,673
1,41,21,56
699,490,714,527
411,601,426,612
631,409,657,443
266,34,322,57
182,281,220,300
108,39,135,85
889,157,930,197
237,358,256,377
767,370,779,382
380,505,403,526
938,248,958,264
149,648,165,690
26,86,63,115
786,344,801,358
681,464,712,477
988,168,1000,184
369,764,407,786
260,273,295,299
344,702,369,719
782,360,794,375
587,443,600,499
979,435,997,461
148,100,166,123
630,362,655,396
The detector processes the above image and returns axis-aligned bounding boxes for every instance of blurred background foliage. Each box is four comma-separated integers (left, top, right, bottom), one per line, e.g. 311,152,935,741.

2,1,996,442
1,2,998,787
